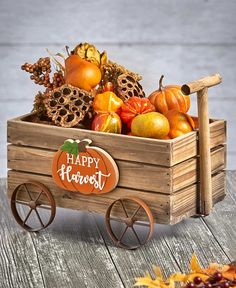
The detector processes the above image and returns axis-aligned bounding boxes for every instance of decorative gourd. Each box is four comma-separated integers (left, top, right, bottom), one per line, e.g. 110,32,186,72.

92,112,122,134
148,75,190,114
120,96,156,129
164,109,195,138
65,54,101,91
93,91,123,113
52,139,119,194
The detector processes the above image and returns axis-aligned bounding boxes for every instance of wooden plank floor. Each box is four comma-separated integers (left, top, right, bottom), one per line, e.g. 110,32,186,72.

0,171,235,288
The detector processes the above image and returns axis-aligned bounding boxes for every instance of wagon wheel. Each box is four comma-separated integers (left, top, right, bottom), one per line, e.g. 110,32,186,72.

11,181,56,232
105,197,154,249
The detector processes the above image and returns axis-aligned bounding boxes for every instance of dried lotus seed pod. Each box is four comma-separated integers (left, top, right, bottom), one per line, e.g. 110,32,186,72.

116,74,145,102
44,84,93,128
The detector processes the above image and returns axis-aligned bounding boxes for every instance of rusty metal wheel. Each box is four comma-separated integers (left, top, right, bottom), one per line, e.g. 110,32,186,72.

11,181,56,232
105,197,154,249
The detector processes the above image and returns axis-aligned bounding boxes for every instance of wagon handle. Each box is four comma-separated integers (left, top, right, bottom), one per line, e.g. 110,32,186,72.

181,73,222,215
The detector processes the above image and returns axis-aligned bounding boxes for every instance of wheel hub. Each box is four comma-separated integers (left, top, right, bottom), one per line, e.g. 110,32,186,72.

124,217,134,227
29,200,37,209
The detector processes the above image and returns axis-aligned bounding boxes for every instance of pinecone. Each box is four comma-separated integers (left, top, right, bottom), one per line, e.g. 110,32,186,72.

32,91,48,117
44,84,93,128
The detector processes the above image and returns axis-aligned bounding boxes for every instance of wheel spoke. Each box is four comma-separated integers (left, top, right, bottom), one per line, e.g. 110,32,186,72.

119,200,129,217
108,217,127,223
11,181,56,232
131,205,142,219
35,209,45,227
35,191,43,202
23,184,33,201
36,204,52,211
133,221,150,228
118,226,129,242
14,200,30,207
131,226,142,245
23,208,33,225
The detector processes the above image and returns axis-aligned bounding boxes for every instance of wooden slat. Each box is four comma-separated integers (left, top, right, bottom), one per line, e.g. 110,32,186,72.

8,114,226,167
172,145,226,191
7,170,226,225
7,144,226,193
171,120,226,165
170,171,226,224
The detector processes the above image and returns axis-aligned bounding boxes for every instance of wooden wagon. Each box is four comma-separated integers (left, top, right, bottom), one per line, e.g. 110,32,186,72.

7,74,226,249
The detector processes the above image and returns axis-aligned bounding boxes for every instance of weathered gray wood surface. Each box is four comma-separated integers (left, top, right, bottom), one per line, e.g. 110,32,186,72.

0,0,236,174
0,179,125,288
0,172,236,287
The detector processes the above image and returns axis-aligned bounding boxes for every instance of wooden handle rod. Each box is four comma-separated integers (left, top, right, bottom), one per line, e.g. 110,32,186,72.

197,87,212,215
181,73,222,95
181,73,222,215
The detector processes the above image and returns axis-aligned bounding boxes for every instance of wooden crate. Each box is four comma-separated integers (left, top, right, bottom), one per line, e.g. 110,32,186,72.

7,112,226,225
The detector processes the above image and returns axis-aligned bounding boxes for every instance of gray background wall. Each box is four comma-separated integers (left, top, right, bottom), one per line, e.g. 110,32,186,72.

0,0,235,176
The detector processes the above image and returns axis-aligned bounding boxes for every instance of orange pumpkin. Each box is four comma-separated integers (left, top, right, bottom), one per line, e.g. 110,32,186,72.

52,139,119,194
65,54,101,91
164,109,195,139
148,75,190,114
120,96,156,129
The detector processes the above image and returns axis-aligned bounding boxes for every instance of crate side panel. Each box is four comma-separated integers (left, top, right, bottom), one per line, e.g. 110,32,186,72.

7,170,171,224
210,120,227,148
7,117,172,166
8,145,172,194
172,120,226,165
169,171,226,224
8,144,226,194
172,145,226,192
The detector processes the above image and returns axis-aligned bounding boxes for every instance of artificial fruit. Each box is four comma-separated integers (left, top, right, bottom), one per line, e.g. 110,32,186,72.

164,109,195,138
148,75,190,114
120,96,155,129
93,91,123,113
92,112,122,134
65,54,101,91
131,112,170,139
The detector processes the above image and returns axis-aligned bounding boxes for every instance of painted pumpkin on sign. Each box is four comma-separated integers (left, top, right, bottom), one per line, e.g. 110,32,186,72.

148,75,190,114
52,139,119,194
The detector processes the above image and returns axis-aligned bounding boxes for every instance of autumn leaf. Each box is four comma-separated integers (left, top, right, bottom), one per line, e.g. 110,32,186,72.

153,266,164,280
190,254,202,273
134,254,236,288
134,269,176,288
223,264,236,281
